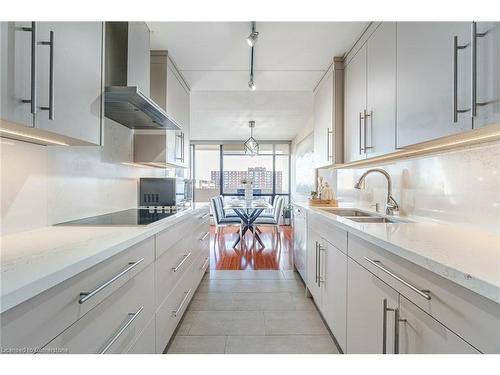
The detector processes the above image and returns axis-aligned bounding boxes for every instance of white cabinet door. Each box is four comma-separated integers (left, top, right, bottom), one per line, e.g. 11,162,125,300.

366,22,396,156
306,228,322,305
474,22,500,129
346,258,399,354
344,44,367,163
36,22,103,145
321,240,347,352
292,206,307,281
396,22,472,147
398,296,480,354
0,22,34,128
313,68,333,168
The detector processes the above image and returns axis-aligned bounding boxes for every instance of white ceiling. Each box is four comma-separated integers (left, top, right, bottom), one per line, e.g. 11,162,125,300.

190,90,313,141
147,22,367,140
148,22,367,91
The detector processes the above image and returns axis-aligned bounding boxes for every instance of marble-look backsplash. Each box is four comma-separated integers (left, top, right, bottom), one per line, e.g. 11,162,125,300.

336,141,500,233
1,119,168,236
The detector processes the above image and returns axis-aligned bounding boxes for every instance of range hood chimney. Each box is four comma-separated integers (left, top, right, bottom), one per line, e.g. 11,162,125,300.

104,22,181,130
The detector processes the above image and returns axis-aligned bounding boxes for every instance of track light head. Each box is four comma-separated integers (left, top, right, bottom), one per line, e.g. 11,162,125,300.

248,79,256,91
247,31,259,47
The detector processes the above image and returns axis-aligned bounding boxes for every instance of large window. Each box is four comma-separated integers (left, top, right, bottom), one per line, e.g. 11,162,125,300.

192,142,291,203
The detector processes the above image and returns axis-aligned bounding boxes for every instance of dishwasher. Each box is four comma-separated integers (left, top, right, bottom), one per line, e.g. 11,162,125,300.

292,205,307,281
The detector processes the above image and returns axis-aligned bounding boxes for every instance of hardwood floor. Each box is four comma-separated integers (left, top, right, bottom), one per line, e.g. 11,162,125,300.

209,225,294,271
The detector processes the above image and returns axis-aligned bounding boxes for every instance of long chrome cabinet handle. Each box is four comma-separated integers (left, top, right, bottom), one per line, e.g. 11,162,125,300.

21,22,37,115
199,231,210,241
100,306,144,354
200,256,209,270
470,21,487,118
326,128,333,160
318,243,326,286
314,241,319,284
382,298,389,354
452,35,470,123
39,30,54,120
198,213,210,220
358,112,364,154
79,258,145,304
363,110,373,152
172,252,192,272
172,289,192,317
364,257,431,300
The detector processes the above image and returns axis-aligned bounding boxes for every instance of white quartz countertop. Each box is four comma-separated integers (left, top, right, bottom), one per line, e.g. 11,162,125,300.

0,203,209,313
294,202,500,304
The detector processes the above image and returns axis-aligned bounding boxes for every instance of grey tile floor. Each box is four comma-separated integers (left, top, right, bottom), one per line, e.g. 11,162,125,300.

167,270,339,354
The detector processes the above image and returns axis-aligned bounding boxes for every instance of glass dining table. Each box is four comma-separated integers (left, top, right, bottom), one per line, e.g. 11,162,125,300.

223,199,273,248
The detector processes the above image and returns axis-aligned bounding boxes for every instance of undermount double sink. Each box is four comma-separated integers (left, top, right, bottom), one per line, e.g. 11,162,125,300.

318,208,409,224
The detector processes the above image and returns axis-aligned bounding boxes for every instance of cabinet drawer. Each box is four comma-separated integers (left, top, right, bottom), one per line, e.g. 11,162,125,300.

127,316,155,354
308,212,347,254
348,234,500,353
155,265,195,353
155,234,196,308
0,237,154,351
156,215,195,259
41,263,155,354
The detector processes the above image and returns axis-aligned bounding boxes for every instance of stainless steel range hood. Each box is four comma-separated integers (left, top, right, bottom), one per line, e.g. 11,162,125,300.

105,86,180,130
104,22,181,130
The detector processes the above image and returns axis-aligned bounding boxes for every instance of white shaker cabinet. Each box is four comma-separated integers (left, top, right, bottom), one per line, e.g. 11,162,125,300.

396,22,472,147
474,22,500,129
344,44,367,163
365,22,396,156
346,257,399,354
398,296,479,354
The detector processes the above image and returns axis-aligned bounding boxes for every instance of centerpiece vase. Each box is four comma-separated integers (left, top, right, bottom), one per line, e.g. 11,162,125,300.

244,182,253,203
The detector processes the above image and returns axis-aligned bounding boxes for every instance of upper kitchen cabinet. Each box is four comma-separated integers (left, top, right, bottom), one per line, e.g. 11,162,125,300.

0,22,104,145
344,44,367,163
365,22,396,157
344,22,396,163
313,58,344,168
396,22,472,147
474,22,500,129
150,50,190,168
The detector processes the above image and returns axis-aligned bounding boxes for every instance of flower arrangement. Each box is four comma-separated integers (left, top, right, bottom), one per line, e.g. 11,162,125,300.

241,178,253,185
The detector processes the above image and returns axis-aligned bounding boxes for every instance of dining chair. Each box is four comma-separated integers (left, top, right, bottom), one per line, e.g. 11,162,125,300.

210,197,241,239
253,196,284,243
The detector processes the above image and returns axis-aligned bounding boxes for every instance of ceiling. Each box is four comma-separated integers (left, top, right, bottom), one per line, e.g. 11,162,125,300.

147,22,367,140
148,22,367,91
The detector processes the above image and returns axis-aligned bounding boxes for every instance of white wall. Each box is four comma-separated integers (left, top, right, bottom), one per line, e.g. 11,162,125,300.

1,119,167,235
336,141,500,233
290,118,314,202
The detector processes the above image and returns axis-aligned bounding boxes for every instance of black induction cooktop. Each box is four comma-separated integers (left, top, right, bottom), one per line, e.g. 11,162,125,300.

56,208,180,226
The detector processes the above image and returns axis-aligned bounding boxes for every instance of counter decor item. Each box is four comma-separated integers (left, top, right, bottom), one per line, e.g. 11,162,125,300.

309,181,337,206
241,178,254,202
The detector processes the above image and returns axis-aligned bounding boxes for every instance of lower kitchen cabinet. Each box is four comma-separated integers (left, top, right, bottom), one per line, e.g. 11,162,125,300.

398,296,479,354
0,206,210,354
346,257,399,354
321,239,347,351
305,216,347,352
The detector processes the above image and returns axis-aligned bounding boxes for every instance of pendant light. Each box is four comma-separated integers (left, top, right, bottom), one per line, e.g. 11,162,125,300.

244,121,259,156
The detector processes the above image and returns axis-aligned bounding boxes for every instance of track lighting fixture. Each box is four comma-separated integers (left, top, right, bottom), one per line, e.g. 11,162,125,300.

247,21,257,91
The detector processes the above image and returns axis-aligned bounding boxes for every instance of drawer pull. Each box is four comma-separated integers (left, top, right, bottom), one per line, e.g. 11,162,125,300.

79,258,145,304
172,289,192,317
200,257,209,270
198,213,210,220
364,257,431,300
172,252,192,272
199,231,210,241
100,306,144,354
